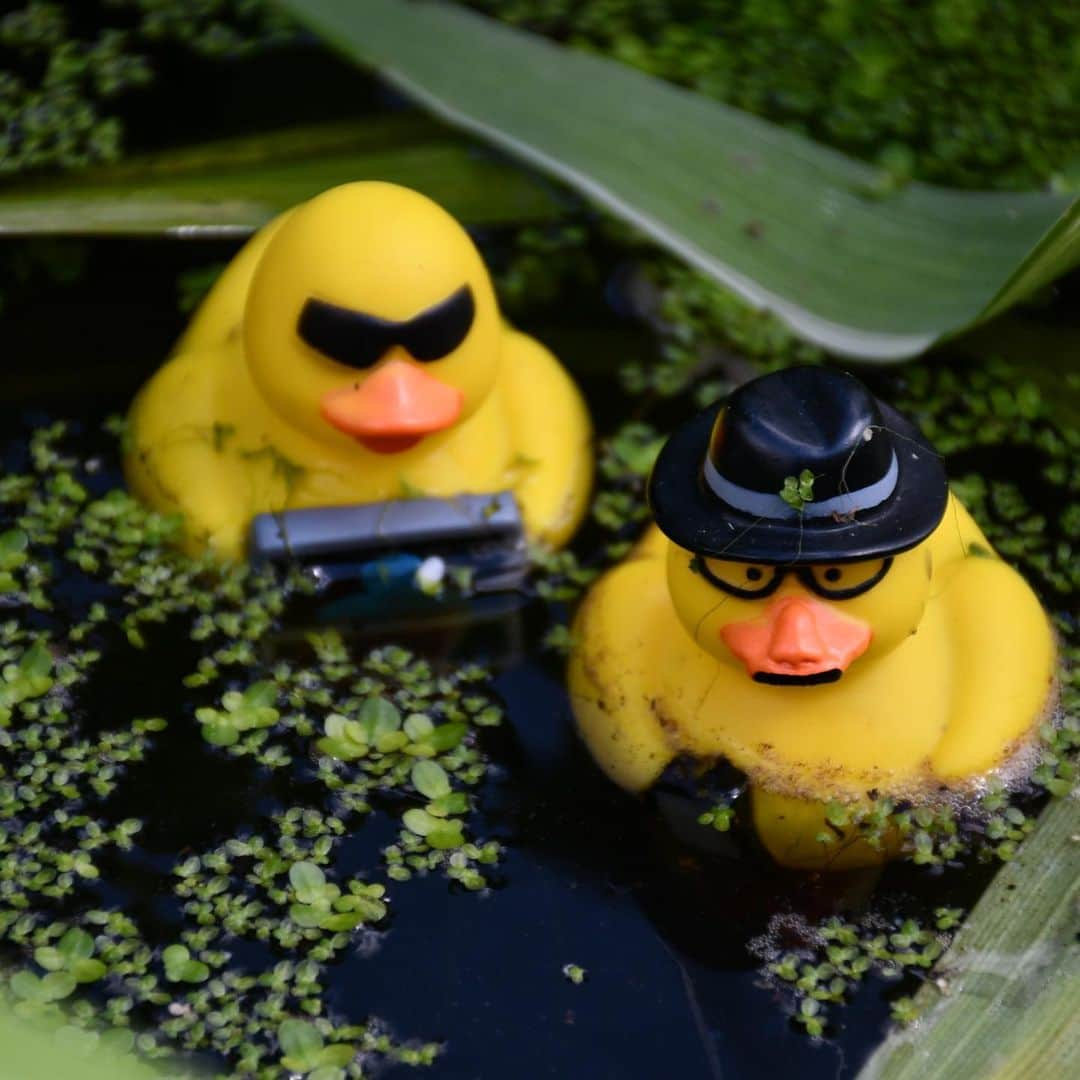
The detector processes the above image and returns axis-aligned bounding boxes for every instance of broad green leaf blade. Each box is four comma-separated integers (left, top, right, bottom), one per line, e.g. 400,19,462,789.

859,794,1080,1079
277,0,1080,360
0,116,562,236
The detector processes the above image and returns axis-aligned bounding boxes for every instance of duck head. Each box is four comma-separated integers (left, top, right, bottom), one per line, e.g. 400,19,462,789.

243,182,501,454
649,366,949,684
666,542,932,682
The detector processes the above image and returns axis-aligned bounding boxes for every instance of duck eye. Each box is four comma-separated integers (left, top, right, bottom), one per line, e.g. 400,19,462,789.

698,558,783,599
802,558,893,600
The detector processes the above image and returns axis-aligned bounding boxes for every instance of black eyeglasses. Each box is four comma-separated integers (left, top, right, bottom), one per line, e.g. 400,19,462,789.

297,285,475,369
692,556,893,601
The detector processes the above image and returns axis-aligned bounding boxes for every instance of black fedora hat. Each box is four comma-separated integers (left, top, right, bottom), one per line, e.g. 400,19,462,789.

648,367,948,565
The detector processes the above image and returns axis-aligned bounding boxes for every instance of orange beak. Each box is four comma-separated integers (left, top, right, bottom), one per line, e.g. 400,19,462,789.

319,358,464,454
720,595,871,682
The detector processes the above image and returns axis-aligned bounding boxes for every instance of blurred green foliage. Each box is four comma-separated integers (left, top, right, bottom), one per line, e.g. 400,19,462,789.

470,0,1080,190
0,0,292,176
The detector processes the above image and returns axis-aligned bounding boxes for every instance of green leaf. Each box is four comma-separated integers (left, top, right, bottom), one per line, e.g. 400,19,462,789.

0,116,561,237
33,947,64,973
289,903,327,929
70,959,107,984
243,681,277,709
411,760,452,800
309,1068,346,1080
0,529,28,561
324,714,347,740
359,696,401,738
427,823,466,850
20,644,53,682
374,730,409,753
430,791,468,816
402,808,438,837
858,794,1079,1079
403,713,435,741
177,960,210,984
289,861,327,899
315,1044,357,1068
39,972,76,1002
324,713,367,747
277,1019,324,1067
10,971,43,1001
57,928,95,962
315,736,365,761
162,945,189,968
202,723,239,747
318,912,362,932
280,0,1080,360
427,722,467,751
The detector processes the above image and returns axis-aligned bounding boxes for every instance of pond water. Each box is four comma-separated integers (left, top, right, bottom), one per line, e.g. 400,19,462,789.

0,223,1070,1079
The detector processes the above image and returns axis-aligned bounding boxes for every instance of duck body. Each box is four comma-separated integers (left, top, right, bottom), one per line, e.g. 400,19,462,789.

569,369,1056,869
126,183,591,559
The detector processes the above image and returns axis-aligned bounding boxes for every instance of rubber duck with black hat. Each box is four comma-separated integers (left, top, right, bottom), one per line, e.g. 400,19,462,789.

568,367,1056,869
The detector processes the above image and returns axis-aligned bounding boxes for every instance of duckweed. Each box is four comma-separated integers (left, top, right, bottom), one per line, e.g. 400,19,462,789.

195,681,280,748
761,911,957,1037
473,0,1080,190
0,1,293,179
696,802,735,833
0,418,502,1075
779,470,816,512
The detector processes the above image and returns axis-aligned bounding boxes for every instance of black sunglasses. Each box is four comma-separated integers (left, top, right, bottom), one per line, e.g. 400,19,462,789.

692,556,893,601
297,285,475,370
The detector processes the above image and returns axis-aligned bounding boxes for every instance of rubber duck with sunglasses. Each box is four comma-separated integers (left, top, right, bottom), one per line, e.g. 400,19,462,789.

569,367,1056,869
125,182,592,559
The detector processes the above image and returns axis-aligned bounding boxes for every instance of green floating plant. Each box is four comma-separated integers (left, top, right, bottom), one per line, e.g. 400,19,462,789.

0,419,500,1075
34,928,108,985
402,761,468,851
541,624,578,656
160,945,209,984
813,711,1077,866
287,862,387,933
890,996,921,1026
315,696,404,761
0,528,49,607
780,470,816,512
277,1018,356,1079
764,911,958,1037
0,641,54,726
194,680,279,747
9,969,77,1016
697,802,735,833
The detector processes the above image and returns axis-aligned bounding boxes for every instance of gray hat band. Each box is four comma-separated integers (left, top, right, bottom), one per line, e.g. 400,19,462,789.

702,451,899,522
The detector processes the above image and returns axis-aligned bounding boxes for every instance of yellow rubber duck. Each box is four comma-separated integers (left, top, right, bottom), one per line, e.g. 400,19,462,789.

125,182,592,558
569,367,1056,869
